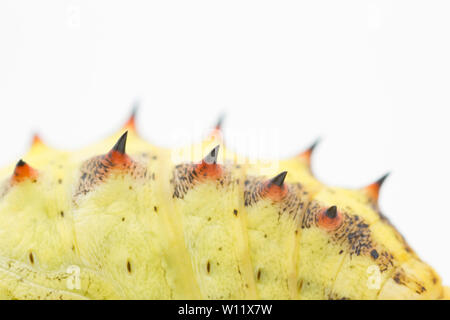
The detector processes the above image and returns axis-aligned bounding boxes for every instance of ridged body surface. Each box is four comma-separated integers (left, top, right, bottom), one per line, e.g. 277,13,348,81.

0,118,447,300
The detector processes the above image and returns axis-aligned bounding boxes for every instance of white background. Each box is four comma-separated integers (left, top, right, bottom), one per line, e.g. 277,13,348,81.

0,1,449,284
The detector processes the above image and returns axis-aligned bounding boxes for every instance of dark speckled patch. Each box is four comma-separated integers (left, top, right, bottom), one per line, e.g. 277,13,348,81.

74,154,148,200
243,177,264,207
301,201,394,272
171,163,232,199
328,292,350,300
244,177,309,221
392,269,427,295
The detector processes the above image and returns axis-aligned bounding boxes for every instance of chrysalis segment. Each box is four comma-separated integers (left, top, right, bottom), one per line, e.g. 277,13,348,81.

298,186,444,300
0,162,91,298
243,173,310,299
72,148,173,299
171,149,256,299
296,186,400,299
296,200,349,299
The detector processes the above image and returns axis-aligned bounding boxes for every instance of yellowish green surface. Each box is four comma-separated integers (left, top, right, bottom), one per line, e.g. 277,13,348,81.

0,122,446,300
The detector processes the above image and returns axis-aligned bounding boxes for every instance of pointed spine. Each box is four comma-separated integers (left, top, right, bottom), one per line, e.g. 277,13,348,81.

30,133,49,150
363,172,390,204
298,138,321,167
107,131,132,167
214,113,225,131
318,205,343,231
207,114,225,142
324,205,337,219
111,131,128,154
268,171,288,187
262,171,288,201
203,145,220,165
11,159,38,184
195,145,222,179
32,133,43,146
123,101,139,132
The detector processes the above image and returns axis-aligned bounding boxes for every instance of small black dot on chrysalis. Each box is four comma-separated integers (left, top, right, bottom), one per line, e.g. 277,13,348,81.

297,279,303,292
370,249,379,260
60,211,64,217
206,261,211,273
29,252,34,264
233,209,238,216
127,260,132,273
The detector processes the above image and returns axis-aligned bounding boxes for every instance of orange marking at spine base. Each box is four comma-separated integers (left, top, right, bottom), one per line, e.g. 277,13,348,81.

362,173,390,204
195,145,222,180
261,172,288,202
318,206,343,231
12,160,38,184
298,139,320,166
106,131,133,170
298,149,312,166
261,181,288,202
106,150,133,169
364,183,381,203
73,132,149,199
194,160,223,180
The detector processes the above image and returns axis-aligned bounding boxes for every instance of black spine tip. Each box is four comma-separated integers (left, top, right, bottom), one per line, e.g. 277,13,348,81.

215,113,226,130
130,100,139,118
308,138,321,153
269,171,288,187
325,205,337,219
16,159,26,167
375,172,390,187
112,131,128,154
204,145,220,164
